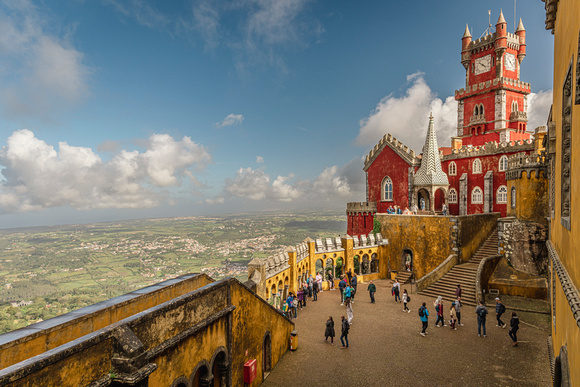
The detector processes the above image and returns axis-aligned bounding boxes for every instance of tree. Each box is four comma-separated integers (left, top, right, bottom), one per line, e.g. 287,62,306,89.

372,218,381,235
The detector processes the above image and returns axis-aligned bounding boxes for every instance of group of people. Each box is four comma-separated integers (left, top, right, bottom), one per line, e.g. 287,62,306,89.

324,269,362,348
415,285,520,346
283,273,325,319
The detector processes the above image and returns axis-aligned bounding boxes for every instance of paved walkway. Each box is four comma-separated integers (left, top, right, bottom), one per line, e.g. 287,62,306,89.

263,279,551,386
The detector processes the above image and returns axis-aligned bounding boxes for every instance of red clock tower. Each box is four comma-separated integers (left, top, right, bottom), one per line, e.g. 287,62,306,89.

454,11,531,147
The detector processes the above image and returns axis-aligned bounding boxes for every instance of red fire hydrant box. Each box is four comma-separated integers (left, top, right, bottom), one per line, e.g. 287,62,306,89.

243,359,257,384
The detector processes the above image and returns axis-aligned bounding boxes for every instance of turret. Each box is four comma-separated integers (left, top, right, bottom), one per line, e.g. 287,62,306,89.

495,10,507,53
515,18,526,63
461,24,472,70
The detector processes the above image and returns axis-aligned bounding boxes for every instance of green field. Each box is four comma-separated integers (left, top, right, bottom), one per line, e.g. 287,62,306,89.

0,210,346,333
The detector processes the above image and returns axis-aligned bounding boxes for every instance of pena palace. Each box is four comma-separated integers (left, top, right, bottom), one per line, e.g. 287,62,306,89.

347,11,546,237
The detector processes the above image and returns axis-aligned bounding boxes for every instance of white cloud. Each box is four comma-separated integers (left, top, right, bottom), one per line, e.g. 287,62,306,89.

225,167,270,200
355,72,458,153
271,174,301,202
0,2,91,121
528,90,553,132
256,156,264,163
311,166,351,197
0,130,211,214
106,0,169,29
216,113,245,128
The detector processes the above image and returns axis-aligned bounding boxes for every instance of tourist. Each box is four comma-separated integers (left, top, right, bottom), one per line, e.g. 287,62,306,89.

475,301,488,338
403,207,411,214
388,205,394,214
393,279,401,303
346,297,354,325
350,275,357,302
327,271,335,290
434,296,446,327
316,272,323,292
292,294,299,318
397,206,403,215
340,315,350,348
450,302,457,330
412,204,418,215
313,281,318,301
302,283,308,307
495,297,507,328
419,302,429,337
338,276,346,305
297,287,304,310
286,293,295,319
508,312,520,347
367,280,376,303
324,316,335,344
308,275,314,298
347,268,353,285
442,203,448,216
420,197,425,211
344,282,352,303
405,253,412,271
455,284,462,299
402,289,410,312
455,296,463,326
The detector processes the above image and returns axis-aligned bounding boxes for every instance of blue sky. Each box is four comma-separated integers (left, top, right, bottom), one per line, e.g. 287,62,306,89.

0,0,553,228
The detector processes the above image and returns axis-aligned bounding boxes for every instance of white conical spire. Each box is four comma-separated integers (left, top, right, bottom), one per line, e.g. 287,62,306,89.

414,114,449,186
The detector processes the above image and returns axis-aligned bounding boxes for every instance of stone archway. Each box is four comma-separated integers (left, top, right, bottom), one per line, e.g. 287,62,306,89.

434,188,446,211
262,332,272,377
417,189,430,211
210,348,228,387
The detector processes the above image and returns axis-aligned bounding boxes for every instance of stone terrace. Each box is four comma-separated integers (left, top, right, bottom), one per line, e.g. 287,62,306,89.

263,279,551,386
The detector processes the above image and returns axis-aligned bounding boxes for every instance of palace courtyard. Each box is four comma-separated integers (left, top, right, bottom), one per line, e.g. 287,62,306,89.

263,279,551,386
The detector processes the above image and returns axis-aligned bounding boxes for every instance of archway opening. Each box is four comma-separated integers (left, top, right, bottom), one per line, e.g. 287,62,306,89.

212,351,227,387
335,257,344,278
192,365,211,387
417,189,430,211
263,334,272,376
362,254,370,274
371,253,379,273
353,255,360,275
402,249,413,272
434,188,445,211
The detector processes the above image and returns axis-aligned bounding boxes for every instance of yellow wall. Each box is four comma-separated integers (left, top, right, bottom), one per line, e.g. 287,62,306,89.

0,274,213,370
548,0,580,384
507,170,549,225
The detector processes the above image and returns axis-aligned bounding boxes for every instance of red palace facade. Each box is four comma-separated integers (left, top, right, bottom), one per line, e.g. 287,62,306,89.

347,12,542,236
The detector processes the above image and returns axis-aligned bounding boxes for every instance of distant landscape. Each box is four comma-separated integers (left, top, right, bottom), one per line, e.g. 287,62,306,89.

0,210,346,333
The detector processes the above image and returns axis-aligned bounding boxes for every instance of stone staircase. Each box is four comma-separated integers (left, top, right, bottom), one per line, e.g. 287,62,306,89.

418,230,498,306
395,270,413,285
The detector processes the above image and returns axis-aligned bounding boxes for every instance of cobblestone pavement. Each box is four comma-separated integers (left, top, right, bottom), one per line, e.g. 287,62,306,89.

262,279,551,386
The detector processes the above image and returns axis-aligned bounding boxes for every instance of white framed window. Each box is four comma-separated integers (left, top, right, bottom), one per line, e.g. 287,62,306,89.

448,188,458,204
499,155,508,172
382,176,393,201
496,185,508,204
511,186,516,208
472,158,482,174
448,161,457,176
471,187,483,204
512,100,519,112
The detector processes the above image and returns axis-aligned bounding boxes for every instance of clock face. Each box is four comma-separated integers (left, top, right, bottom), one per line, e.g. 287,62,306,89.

474,55,491,75
505,53,516,71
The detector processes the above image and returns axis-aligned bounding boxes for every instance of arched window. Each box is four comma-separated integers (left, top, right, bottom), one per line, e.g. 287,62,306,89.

472,187,483,204
512,100,519,112
472,158,482,174
479,105,484,116
511,186,516,208
496,186,508,204
382,176,393,201
448,188,458,204
498,155,508,172
448,161,457,176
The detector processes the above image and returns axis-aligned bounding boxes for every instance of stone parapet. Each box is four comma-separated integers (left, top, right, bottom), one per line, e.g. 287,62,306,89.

443,139,534,161
455,77,531,100
506,151,548,180
346,201,377,214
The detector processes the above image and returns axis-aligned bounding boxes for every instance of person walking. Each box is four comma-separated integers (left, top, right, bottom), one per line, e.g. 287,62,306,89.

434,297,446,327
402,289,410,312
495,297,507,328
324,316,335,344
419,302,429,336
475,301,488,338
346,297,354,325
350,275,357,302
455,296,463,326
508,312,520,347
302,283,308,308
346,269,353,286
340,315,350,348
338,276,346,305
455,284,462,299
308,275,314,298
344,282,352,303
367,280,376,303
393,279,401,303
297,287,304,310
450,302,457,330
286,293,295,319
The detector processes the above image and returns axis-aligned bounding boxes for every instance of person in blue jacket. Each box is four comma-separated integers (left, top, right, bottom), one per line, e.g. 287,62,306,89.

419,302,429,337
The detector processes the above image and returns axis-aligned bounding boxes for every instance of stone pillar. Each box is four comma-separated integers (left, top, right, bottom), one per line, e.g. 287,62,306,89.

459,173,468,215
110,325,157,387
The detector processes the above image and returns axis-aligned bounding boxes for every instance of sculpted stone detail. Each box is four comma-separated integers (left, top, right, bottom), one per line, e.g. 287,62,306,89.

548,241,580,329
561,64,572,229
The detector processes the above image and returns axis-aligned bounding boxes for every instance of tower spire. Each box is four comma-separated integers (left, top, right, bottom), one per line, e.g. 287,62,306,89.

414,114,449,187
